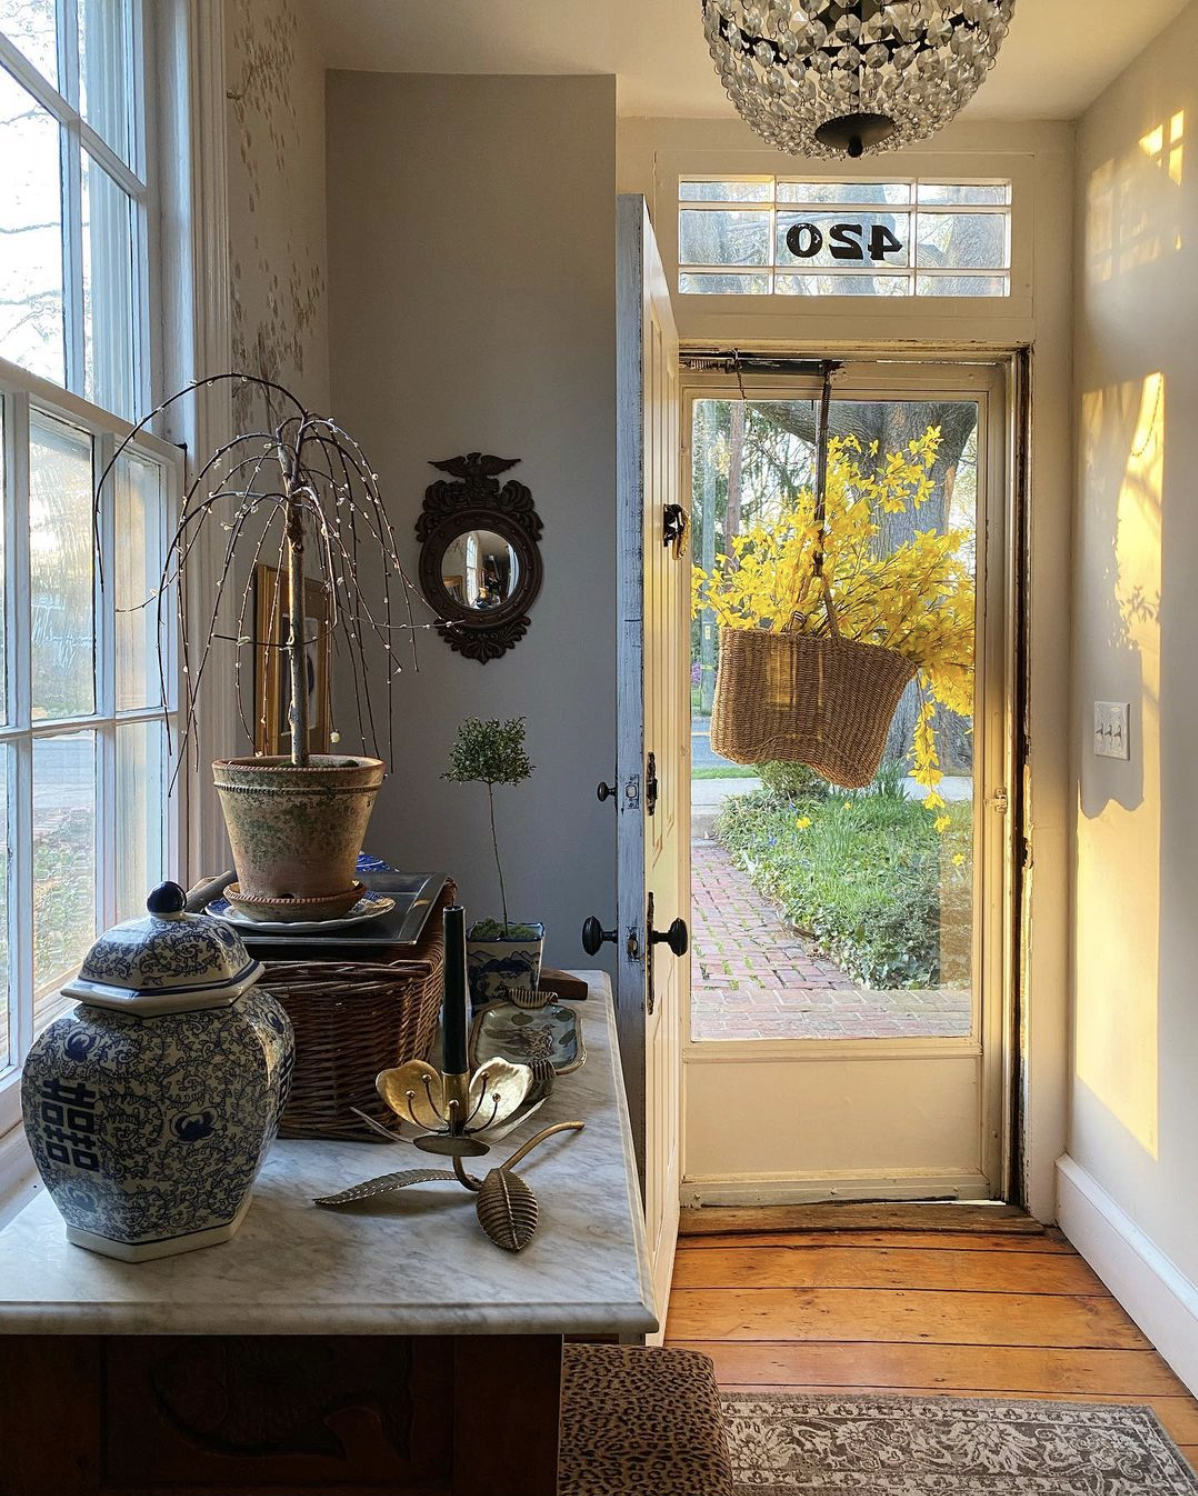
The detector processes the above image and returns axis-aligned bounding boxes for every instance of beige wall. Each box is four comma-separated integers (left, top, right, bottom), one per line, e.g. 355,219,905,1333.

1069,0,1198,1286
325,74,618,968
226,0,330,417
619,115,1075,1221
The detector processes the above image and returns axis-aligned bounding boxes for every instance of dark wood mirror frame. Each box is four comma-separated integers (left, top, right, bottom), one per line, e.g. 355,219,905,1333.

416,454,544,664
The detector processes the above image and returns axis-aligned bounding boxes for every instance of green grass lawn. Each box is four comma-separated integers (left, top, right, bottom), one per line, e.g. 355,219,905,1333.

715,783,973,990
692,766,760,780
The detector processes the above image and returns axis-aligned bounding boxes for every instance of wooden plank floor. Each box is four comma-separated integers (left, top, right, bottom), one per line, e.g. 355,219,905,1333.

666,1217,1198,1470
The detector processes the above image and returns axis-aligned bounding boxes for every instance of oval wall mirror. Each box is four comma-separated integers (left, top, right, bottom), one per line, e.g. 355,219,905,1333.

416,454,544,663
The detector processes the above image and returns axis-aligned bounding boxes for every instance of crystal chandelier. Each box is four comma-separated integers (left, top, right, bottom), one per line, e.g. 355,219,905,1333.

702,0,1016,159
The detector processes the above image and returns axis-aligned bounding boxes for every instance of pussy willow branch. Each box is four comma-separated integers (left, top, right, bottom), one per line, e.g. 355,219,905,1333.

94,373,438,785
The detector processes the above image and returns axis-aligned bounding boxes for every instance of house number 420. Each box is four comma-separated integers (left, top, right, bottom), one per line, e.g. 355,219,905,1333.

786,222,903,262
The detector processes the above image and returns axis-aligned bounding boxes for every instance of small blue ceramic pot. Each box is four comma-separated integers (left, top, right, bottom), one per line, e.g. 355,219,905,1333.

21,882,294,1262
466,922,546,1006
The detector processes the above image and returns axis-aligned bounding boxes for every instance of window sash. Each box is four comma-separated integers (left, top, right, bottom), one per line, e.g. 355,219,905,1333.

0,2,150,416
0,355,182,1134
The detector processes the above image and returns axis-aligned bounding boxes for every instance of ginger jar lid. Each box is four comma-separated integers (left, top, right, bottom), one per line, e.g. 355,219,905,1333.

60,882,264,1016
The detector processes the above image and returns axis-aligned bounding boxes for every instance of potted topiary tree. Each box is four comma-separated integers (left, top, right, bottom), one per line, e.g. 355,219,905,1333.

442,717,543,1004
95,374,428,921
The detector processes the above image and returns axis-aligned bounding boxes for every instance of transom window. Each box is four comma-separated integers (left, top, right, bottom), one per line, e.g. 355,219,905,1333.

0,2,178,1130
678,177,1012,298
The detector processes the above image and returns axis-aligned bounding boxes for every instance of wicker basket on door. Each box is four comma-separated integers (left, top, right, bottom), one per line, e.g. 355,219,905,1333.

708,363,916,790
263,884,454,1142
710,606,916,788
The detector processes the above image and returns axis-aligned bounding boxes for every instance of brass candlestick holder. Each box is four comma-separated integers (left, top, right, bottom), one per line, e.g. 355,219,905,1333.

376,1057,535,1158
314,1057,584,1253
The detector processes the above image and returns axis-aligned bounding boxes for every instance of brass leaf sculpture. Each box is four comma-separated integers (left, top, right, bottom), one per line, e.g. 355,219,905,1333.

312,1169,455,1208
476,1168,539,1253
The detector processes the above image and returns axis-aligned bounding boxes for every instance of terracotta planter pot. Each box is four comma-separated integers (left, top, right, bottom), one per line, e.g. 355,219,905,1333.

213,756,384,907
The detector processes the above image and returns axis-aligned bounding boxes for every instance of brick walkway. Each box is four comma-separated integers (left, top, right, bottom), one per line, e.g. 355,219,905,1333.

690,839,971,1042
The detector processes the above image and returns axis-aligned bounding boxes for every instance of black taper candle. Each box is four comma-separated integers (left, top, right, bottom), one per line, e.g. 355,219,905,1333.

441,904,469,1076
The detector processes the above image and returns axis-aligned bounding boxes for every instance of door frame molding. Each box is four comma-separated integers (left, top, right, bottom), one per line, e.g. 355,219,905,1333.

680,351,1024,1205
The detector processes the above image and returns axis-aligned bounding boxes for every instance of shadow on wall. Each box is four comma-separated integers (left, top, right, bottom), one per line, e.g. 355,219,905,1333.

1087,111,1185,287
1074,370,1165,1162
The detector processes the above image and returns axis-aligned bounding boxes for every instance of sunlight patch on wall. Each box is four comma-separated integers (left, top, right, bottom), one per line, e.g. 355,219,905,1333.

1076,373,1164,1159
1088,111,1185,283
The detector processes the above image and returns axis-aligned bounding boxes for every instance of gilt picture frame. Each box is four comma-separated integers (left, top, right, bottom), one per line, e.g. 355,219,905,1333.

252,563,331,758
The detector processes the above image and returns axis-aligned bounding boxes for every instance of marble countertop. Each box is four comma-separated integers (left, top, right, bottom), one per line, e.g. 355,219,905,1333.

0,974,658,1338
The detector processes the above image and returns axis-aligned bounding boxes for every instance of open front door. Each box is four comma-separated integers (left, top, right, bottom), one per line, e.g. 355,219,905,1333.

614,196,687,1325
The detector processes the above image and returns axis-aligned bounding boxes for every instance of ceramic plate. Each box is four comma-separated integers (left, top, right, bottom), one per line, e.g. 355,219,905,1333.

207,888,396,934
470,1000,586,1075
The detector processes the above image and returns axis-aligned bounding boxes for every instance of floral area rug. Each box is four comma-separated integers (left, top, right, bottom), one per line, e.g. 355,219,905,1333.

722,1392,1198,1495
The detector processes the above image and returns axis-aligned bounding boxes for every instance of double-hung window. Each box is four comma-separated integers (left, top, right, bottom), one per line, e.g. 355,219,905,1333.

0,1,180,1135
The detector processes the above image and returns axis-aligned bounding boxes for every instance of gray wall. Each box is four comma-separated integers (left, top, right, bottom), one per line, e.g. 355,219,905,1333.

326,73,619,970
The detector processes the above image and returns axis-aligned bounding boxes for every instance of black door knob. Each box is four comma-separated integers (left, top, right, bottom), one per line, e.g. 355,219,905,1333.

596,781,617,803
650,917,689,959
581,916,618,957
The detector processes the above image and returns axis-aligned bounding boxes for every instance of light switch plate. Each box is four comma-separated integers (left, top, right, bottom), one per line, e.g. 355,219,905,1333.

1094,701,1130,760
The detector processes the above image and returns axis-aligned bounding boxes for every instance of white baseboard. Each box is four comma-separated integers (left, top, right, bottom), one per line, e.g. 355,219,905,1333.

1057,1153,1198,1396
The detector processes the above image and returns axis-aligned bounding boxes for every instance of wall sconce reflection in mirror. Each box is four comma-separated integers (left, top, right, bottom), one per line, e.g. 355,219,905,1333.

416,454,544,664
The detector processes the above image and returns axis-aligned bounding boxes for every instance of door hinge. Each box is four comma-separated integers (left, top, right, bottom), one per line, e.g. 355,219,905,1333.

987,788,1009,814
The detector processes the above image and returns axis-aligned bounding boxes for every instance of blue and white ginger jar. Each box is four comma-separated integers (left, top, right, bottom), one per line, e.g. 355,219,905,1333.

21,882,294,1262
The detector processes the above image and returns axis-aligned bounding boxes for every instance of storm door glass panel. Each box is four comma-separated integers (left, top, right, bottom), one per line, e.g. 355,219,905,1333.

33,730,96,1030
116,719,166,922
30,410,95,721
0,68,65,385
689,397,980,1044
115,447,165,710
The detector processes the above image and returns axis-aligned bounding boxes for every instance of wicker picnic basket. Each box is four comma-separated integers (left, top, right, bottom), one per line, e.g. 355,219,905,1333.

263,883,455,1142
708,364,916,789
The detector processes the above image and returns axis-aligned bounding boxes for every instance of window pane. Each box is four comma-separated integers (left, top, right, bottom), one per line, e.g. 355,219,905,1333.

83,150,137,420
679,271,771,295
116,448,165,710
0,748,9,1071
916,212,1010,270
775,273,909,297
918,182,1010,205
79,0,135,166
0,2,59,90
778,181,910,205
917,274,1010,297
679,209,770,267
31,410,95,720
0,67,65,385
680,179,770,202
777,211,910,269
33,731,96,1029
117,720,166,921
0,397,6,727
